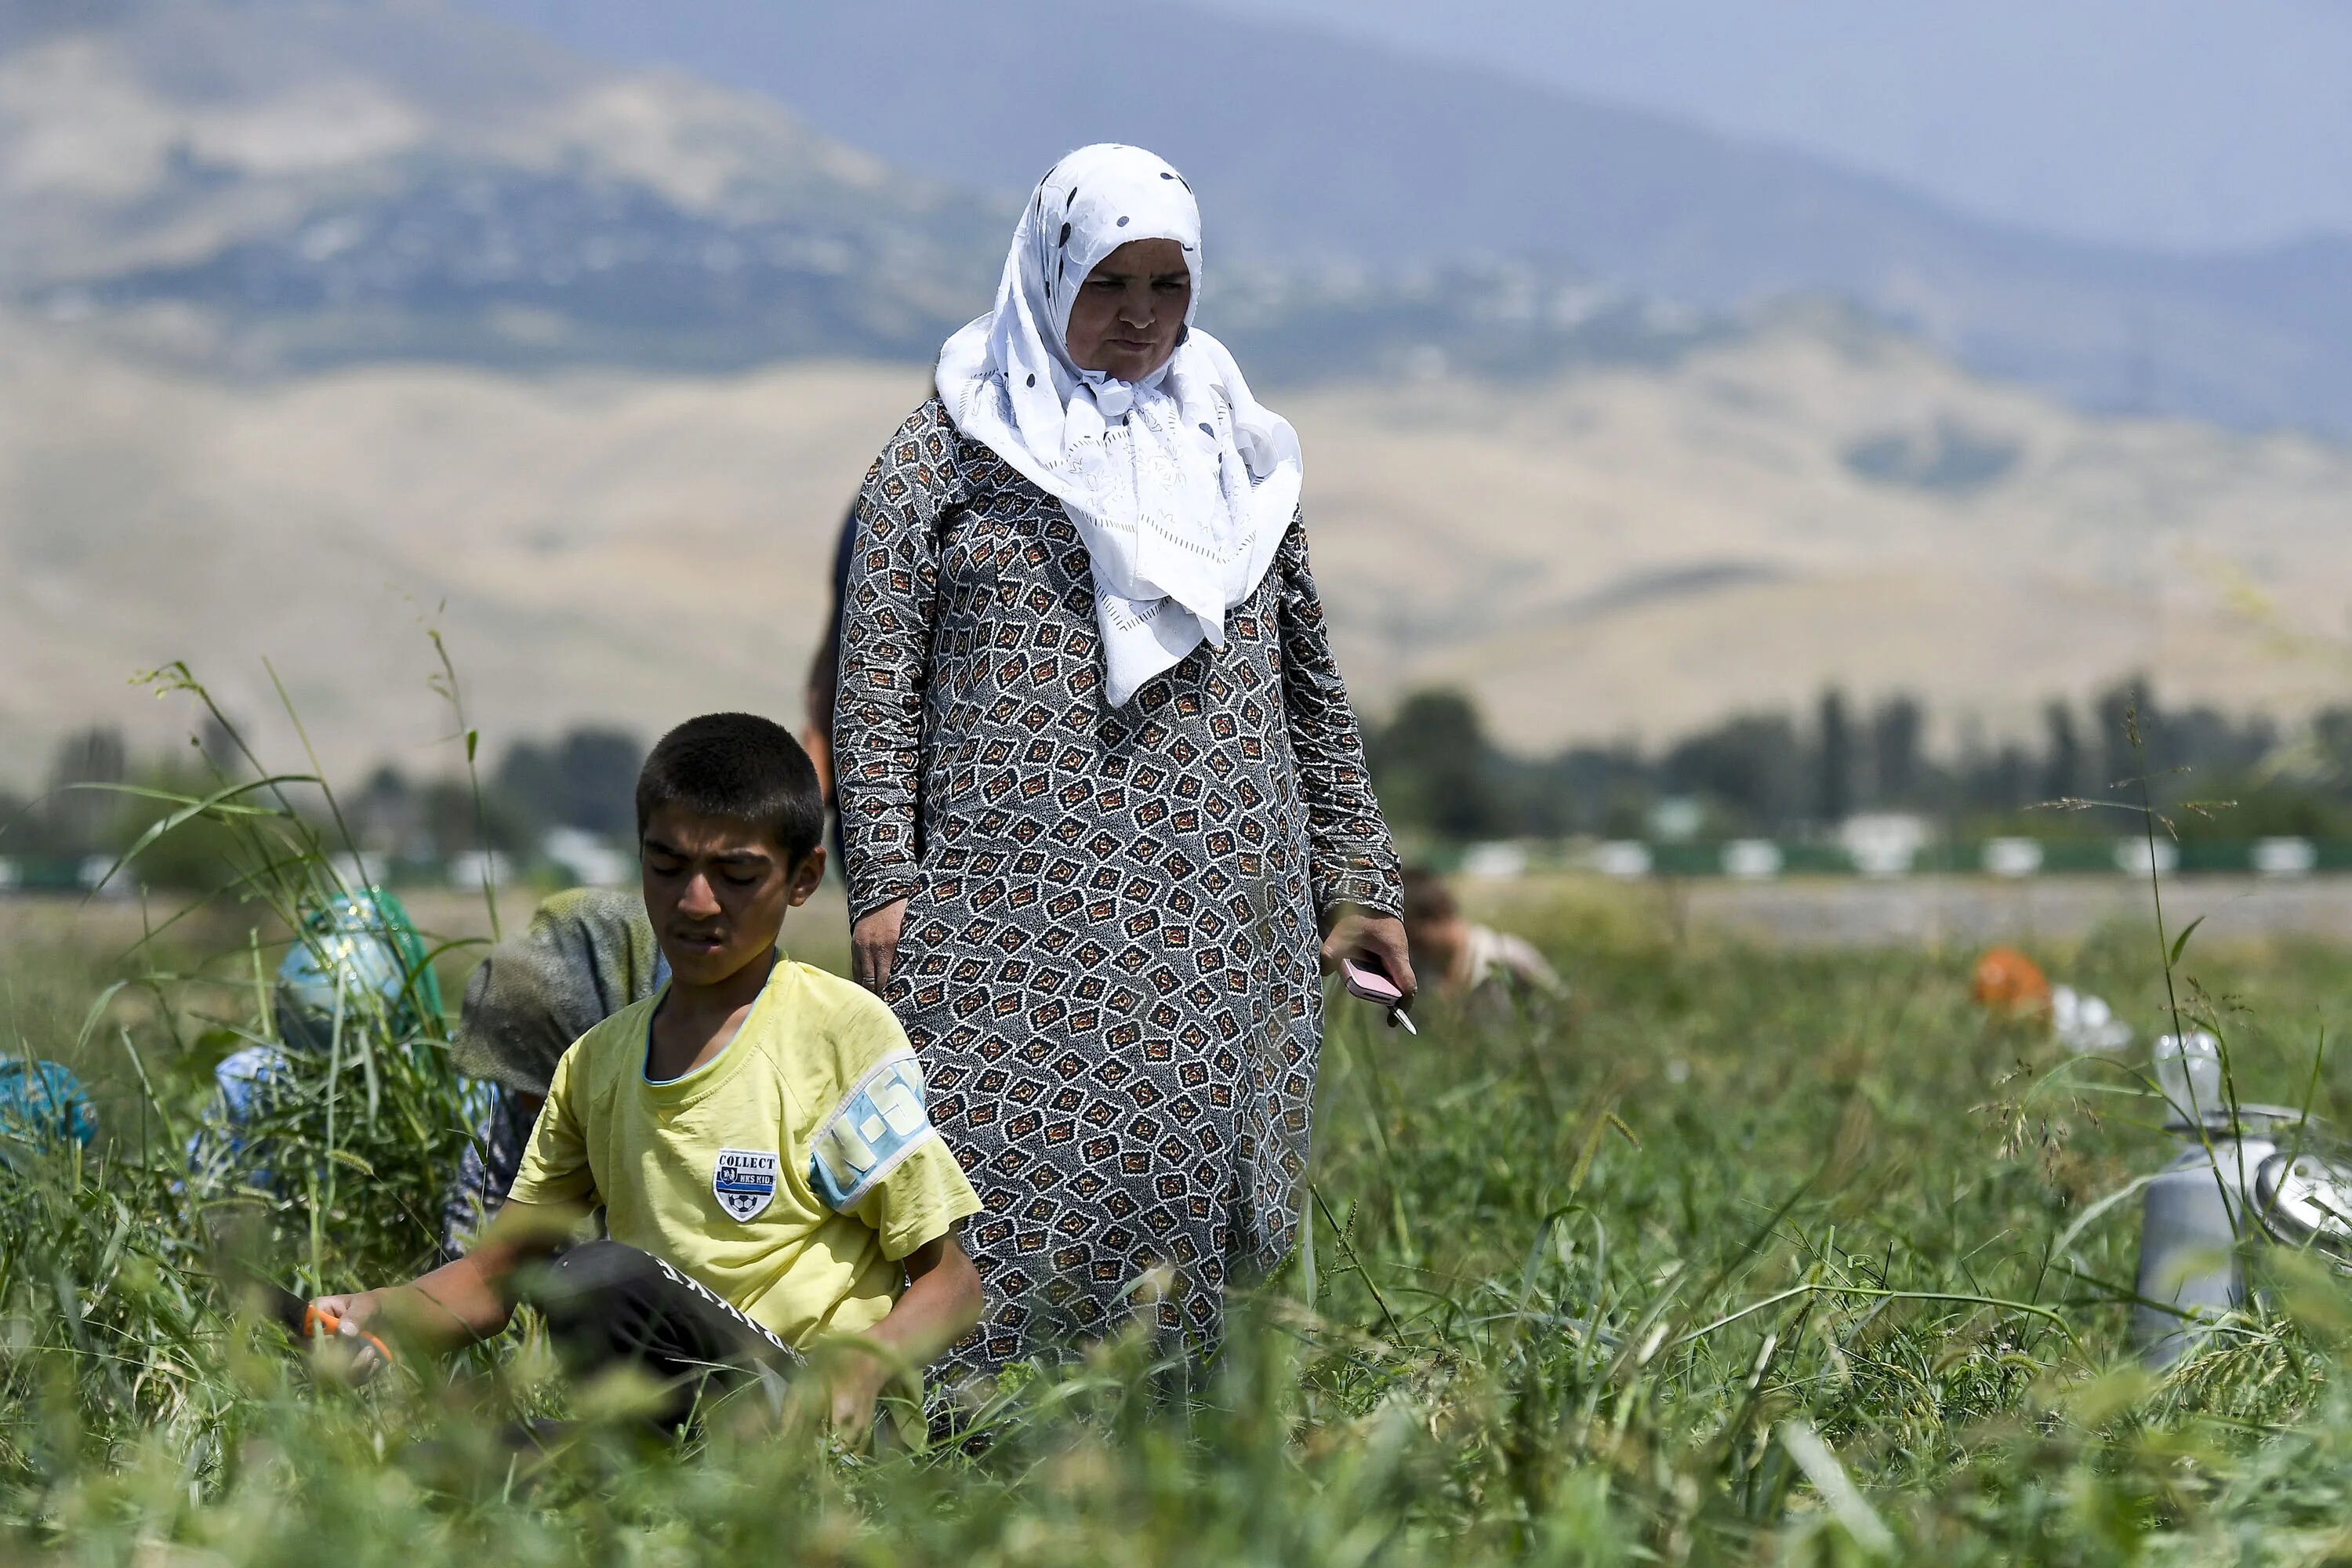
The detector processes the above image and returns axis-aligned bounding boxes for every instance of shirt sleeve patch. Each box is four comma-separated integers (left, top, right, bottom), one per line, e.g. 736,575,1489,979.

808,1052,938,1210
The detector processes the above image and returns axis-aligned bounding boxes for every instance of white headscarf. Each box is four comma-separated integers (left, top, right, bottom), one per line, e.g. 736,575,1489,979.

936,143,1303,706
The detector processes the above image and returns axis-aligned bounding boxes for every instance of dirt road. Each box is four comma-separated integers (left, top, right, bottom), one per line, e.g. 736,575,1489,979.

1551,874,2352,949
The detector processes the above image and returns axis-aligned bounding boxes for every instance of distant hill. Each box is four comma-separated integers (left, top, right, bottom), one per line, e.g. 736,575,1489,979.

1217,0,2352,256
4,301,2344,786
3,0,2345,793
0,0,1711,382
0,0,1001,368
460,0,2352,438
16,0,2352,427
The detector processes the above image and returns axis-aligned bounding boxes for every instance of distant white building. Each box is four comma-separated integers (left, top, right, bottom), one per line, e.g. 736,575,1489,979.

1649,797,1704,843
447,849,515,891
2252,837,2318,877
1983,838,2044,878
1722,840,1783,880
1839,812,1929,877
2114,837,2179,877
543,827,635,888
1588,840,1653,880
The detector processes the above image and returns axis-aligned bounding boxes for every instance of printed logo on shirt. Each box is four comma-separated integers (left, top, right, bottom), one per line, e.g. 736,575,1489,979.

711,1147,780,1222
808,1054,936,1211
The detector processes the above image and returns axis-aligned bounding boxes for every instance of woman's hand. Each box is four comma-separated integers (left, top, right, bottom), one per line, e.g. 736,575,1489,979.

1320,909,1417,1005
851,898,910,992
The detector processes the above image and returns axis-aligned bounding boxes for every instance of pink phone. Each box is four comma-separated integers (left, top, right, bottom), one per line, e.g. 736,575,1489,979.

1341,955,1417,1034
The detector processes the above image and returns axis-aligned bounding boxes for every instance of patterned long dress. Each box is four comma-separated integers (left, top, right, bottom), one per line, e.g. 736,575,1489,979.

834,398,1401,1374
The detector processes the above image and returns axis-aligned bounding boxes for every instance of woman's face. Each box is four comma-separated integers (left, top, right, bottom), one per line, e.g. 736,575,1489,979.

1063,238,1191,383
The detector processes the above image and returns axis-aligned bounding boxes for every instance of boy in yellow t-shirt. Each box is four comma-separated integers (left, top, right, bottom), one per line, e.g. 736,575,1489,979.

313,713,982,1434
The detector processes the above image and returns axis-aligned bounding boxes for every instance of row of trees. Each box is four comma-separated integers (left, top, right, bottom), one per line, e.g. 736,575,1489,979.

347,728,647,861
9,681,2349,881
1367,681,2351,844
2,724,649,880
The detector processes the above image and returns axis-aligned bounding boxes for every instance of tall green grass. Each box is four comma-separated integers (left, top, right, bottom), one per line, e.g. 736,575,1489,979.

3,705,2351,1562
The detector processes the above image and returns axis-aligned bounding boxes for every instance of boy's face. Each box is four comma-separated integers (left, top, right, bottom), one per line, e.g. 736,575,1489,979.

640,804,825,989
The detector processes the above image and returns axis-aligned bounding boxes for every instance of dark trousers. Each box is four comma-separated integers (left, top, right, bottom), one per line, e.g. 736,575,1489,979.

524,1241,798,1429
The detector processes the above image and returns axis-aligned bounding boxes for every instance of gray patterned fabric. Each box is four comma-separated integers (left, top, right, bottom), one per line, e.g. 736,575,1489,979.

835,398,1400,1376
449,888,666,1099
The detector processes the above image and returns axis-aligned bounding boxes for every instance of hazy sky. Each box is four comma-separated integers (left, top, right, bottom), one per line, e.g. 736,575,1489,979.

1213,0,2352,253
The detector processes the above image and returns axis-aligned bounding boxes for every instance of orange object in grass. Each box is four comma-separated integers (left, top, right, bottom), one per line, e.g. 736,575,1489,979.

303,1303,394,1366
1971,946,2052,1018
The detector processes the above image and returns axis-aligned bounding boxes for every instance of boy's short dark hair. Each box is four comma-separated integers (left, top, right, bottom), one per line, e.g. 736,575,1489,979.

1398,866,1459,926
635,713,824,865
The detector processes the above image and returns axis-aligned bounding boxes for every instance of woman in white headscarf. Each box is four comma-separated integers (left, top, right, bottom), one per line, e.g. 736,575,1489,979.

834,144,1409,1377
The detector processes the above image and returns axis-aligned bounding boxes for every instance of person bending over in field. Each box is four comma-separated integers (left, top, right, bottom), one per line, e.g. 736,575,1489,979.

1398,868,1565,1019
313,713,982,1436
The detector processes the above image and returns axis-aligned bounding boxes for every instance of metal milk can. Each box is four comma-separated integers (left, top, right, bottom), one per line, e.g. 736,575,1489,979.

2130,1032,2300,1367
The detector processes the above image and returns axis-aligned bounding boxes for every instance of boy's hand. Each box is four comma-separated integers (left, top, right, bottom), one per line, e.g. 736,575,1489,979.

307,1289,395,1381
819,1234,980,1441
851,898,909,992
294,1206,557,1380
825,1352,893,1441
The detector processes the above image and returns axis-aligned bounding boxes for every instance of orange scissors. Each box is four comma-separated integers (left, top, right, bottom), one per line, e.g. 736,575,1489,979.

264,1283,396,1366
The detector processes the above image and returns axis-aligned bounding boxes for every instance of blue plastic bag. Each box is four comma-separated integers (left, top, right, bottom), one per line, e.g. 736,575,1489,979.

0,1059,98,1158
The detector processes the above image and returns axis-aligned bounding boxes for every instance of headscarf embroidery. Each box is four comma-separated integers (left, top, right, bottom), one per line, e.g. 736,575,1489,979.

936,143,1304,706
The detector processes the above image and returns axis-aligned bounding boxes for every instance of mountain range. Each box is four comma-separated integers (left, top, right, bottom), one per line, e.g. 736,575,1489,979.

0,0,998,369
1214,0,2352,255
0,0,1708,383
1,0,2348,789
463,0,2352,437
12,0,2352,437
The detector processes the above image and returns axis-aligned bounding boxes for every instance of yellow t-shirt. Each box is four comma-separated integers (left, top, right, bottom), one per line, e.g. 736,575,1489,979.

505,955,981,1348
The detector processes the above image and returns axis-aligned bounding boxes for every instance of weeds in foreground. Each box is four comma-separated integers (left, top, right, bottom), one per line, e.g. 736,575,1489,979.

1,694,2350,1562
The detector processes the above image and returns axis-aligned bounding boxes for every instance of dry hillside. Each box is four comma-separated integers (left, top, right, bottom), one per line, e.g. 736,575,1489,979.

3,304,2349,786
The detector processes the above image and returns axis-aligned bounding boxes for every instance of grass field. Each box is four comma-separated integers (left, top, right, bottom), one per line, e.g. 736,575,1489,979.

4,865,2351,1565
